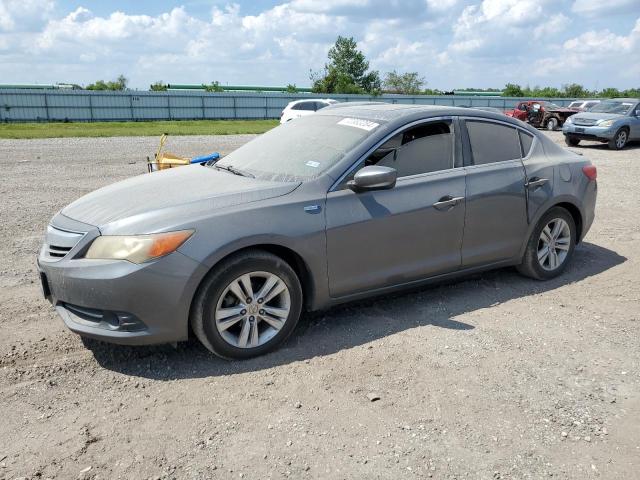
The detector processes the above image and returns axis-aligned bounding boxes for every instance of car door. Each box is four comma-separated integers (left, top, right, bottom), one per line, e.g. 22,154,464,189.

460,118,529,267
514,102,528,121
325,118,466,298
629,102,640,139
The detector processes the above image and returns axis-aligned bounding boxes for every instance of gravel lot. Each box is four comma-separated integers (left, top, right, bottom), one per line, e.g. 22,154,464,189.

0,132,639,480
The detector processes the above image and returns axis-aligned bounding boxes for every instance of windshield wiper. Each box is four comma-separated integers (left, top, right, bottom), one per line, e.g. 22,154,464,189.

214,164,255,178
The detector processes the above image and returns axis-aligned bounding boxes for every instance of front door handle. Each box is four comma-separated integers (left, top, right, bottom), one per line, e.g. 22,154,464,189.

433,195,464,211
525,177,549,189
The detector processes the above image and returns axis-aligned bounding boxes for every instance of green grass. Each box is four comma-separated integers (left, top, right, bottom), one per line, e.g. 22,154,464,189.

0,119,279,139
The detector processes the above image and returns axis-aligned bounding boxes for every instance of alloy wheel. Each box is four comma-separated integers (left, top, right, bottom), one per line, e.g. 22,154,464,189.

537,218,571,271
214,271,291,349
616,131,627,149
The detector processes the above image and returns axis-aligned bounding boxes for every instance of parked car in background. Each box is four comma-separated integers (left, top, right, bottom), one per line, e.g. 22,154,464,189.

563,98,640,150
280,99,338,123
506,100,579,130
38,103,597,359
567,100,601,111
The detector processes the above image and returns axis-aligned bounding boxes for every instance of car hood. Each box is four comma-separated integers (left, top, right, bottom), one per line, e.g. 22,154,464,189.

572,112,622,122
62,165,300,228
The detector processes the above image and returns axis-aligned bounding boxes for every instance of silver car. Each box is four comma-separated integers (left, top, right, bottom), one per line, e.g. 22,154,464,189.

38,104,597,359
563,98,640,150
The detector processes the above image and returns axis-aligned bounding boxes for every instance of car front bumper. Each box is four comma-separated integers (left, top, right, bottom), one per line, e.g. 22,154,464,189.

562,123,615,141
38,214,208,345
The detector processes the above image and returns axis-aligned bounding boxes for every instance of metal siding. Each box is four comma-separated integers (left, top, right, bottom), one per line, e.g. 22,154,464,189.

0,89,585,122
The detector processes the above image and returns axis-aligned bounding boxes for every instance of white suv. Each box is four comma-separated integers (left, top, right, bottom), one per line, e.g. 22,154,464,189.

280,99,338,124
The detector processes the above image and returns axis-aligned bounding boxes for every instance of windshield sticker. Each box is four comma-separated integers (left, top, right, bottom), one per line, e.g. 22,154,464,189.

337,118,380,131
305,161,320,168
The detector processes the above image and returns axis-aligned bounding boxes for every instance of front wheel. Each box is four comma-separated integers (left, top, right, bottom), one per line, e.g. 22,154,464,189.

517,207,576,280
565,135,580,147
546,117,558,131
608,128,628,150
191,250,303,359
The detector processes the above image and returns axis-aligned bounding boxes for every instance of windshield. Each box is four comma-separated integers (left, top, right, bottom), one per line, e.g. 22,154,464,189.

544,102,562,109
212,115,378,181
589,101,634,115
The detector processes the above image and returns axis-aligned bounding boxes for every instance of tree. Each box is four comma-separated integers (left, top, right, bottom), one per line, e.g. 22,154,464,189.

86,74,128,91
599,87,620,98
203,81,224,92
383,71,425,95
563,83,589,98
502,83,524,97
149,81,167,91
285,84,298,93
311,36,381,94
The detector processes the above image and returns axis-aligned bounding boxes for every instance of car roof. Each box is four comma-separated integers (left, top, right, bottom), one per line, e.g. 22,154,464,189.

317,101,529,129
288,98,334,105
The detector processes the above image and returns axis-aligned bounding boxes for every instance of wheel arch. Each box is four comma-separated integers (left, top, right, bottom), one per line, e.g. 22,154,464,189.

519,198,585,260
554,201,583,243
187,243,316,333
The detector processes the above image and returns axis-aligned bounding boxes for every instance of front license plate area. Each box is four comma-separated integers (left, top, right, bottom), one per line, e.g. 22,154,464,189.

575,127,585,133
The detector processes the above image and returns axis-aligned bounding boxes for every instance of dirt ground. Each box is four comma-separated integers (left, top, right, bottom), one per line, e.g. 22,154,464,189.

0,132,638,480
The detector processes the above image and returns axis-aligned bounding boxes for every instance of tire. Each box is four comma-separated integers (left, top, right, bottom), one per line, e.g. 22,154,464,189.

608,128,628,150
564,135,580,147
546,117,558,131
517,207,576,280
191,250,303,359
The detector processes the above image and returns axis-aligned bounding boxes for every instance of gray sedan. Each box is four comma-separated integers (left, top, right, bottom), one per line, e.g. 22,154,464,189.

38,104,597,359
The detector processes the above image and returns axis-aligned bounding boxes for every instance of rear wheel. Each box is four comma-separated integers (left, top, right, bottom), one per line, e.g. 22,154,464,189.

546,117,558,131
191,250,303,359
608,128,628,150
517,207,576,280
565,135,580,147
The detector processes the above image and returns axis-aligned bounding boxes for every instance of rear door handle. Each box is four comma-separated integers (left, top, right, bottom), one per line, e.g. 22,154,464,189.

525,177,549,189
433,195,464,211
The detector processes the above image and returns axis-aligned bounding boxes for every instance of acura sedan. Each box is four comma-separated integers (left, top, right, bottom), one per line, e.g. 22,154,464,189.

38,103,597,359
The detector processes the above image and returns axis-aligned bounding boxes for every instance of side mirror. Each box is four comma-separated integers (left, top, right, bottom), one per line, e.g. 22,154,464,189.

635,109,640,117
347,166,397,192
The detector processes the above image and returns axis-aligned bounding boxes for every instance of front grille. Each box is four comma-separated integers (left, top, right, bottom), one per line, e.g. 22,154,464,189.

573,118,598,126
42,225,86,261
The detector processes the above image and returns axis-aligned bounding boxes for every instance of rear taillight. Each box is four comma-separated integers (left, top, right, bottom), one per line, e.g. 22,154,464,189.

582,165,597,181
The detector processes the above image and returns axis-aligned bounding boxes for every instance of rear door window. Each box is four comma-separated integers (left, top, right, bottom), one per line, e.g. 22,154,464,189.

466,120,522,165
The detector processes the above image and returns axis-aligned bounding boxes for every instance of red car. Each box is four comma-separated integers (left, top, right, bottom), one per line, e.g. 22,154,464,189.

506,101,579,130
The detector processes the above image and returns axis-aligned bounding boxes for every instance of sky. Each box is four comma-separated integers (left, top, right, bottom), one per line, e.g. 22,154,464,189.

1,0,639,90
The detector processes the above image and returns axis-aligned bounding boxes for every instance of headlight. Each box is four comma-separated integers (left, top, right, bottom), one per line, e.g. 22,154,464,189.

85,230,194,263
598,119,614,127
564,116,573,124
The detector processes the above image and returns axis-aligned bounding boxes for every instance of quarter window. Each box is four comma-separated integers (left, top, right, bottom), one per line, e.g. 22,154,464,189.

519,130,534,157
466,120,522,165
345,120,455,183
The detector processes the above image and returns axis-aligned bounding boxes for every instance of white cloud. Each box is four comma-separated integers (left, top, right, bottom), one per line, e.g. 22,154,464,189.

0,1,637,90
534,13,570,40
534,18,640,82
572,0,639,17
0,0,54,32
